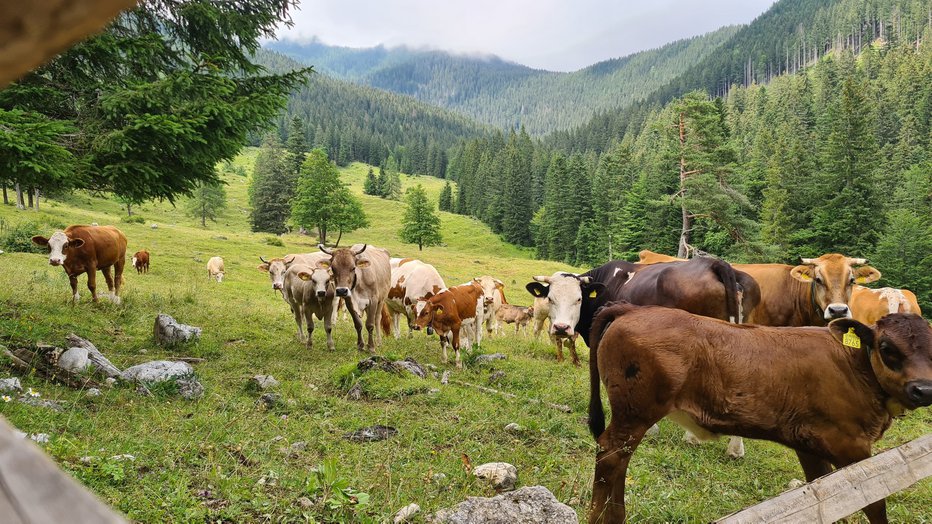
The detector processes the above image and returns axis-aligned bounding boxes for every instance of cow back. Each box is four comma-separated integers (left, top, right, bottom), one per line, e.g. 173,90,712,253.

65,225,127,268
350,244,392,303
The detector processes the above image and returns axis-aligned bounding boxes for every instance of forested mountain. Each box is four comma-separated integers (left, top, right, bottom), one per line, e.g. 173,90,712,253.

265,26,739,135
255,49,486,177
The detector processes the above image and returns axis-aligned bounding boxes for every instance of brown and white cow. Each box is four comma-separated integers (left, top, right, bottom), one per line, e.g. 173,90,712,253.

386,258,446,338
850,285,923,325
132,250,149,274
587,303,932,524
495,304,534,336
474,275,506,336
318,243,391,352
282,263,336,350
412,281,485,368
32,225,127,303
207,256,225,282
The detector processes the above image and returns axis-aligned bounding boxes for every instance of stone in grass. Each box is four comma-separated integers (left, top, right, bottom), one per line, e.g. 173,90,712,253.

122,361,203,399
57,346,89,373
344,425,397,443
394,503,420,523
0,377,23,393
357,356,427,378
257,393,281,409
86,388,102,397
474,353,507,365
153,314,201,346
504,423,523,433
248,375,279,391
431,486,576,524
473,462,518,492
18,396,64,411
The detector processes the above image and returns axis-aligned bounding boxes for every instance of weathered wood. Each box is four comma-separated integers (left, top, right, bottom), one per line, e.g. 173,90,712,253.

0,334,122,388
65,333,121,377
717,433,932,523
449,379,572,413
0,416,126,523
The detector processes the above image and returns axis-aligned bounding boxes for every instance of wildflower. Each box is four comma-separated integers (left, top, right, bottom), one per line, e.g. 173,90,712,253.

27,388,40,398
1,395,11,403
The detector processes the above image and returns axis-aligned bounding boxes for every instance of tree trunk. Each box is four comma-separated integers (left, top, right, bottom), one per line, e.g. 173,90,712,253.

334,229,343,247
33,188,39,212
201,211,206,227
126,202,132,216
26,187,33,209
14,183,25,210
418,241,423,251
2,183,7,205
677,112,692,259
318,225,327,245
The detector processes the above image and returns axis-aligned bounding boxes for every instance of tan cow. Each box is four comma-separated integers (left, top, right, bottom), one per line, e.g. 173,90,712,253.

282,263,336,350
32,225,127,303
474,275,506,337
850,285,923,325
495,304,534,336
386,258,446,338
206,256,225,282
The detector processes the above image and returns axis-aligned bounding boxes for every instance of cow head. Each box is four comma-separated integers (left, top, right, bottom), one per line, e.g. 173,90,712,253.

412,295,444,336
526,273,605,338
791,254,881,320
214,270,224,283
297,267,333,299
32,231,84,266
829,314,932,409
319,244,369,298
258,255,298,291
474,276,505,307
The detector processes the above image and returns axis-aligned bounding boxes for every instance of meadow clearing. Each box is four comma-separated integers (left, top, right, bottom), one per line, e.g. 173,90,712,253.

0,150,929,523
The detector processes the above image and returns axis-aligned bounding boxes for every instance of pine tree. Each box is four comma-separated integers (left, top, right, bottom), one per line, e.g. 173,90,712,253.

363,167,380,196
185,181,227,227
400,184,442,251
285,116,308,177
291,148,353,245
383,171,402,201
438,181,454,211
249,135,293,234
0,109,74,212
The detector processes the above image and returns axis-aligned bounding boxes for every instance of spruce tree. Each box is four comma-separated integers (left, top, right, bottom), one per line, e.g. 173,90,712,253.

400,185,442,251
249,135,293,234
438,181,454,212
363,167,380,196
285,116,308,177
383,171,403,201
185,181,227,227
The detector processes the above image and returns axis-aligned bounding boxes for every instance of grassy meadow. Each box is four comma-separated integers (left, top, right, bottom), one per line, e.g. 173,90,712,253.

0,149,929,523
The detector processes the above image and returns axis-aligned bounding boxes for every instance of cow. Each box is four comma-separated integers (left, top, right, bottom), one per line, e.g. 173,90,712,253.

587,303,932,524
132,250,149,274
258,253,329,294
412,281,485,368
850,285,923,325
495,304,534,336
531,296,550,339
386,258,446,338
282,263,336,350
474,276,506,337
32,225,127,304
207,256,225,282
637,250,882,325
317,243,392,352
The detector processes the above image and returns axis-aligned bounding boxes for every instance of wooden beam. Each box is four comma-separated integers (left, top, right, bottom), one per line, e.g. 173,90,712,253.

0,416,127,523
716,433,932,523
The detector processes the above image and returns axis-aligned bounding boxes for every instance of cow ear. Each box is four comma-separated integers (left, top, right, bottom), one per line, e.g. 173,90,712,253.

526,282,549,298
257,263,270,272
316,260,330,269
356,259,371,268
584,282,606,300
31,235,49,246
854,266,881,284
790,264,814,282
828,318,875,350
67,238,85,249
297,271,312,281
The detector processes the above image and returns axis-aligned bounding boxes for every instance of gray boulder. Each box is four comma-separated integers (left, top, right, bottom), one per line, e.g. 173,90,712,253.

431,486,577,524
249,375,279,390
122,360,193,382
473,462,518,491
153,314,201,345
0,377,22,393
58,346,89,373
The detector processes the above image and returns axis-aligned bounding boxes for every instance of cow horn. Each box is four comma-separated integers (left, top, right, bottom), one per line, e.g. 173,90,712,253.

800,258,816,265
848,257,868,265
353,244,368,256
318,243,333,255
532,275,551,283
579,276,592,284
259,256,268,264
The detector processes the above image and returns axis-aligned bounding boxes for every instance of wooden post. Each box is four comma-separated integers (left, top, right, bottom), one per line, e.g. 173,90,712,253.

716,434,932,523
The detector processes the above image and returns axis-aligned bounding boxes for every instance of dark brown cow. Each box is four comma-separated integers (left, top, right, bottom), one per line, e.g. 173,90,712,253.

587,303,932,524
32,225,127,303
412,281,484,368
132,250,149,274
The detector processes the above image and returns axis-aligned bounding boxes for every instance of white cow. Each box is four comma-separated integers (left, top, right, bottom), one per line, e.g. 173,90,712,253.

207,256,225,282
474,276,506,336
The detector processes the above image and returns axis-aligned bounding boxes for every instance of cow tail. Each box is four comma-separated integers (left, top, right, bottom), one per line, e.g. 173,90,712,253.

380,303,392,336
587,302,635,440
711,260,740,324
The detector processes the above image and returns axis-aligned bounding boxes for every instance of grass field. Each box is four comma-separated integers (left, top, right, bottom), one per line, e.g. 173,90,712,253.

0,150,929,523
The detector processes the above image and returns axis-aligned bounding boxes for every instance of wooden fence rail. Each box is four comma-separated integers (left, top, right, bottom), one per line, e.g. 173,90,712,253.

717,433,932,523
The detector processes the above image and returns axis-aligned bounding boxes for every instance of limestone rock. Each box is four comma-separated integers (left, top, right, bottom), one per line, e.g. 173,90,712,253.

394,503,420,523
249,375,279,390
58,346,89,373
153,314,201,345
122,360,193,383
431,486,576,524
0,377,22,393
474,353,507,364
473,462,518,492
344,425,397,443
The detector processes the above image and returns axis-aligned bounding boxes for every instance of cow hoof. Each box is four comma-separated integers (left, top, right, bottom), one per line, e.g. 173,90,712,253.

683,431,703,446
726,437,746,459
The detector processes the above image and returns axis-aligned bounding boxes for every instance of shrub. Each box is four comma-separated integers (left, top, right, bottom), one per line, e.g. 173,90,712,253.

263,236,284,247
121,215,145,224
0,221,45,253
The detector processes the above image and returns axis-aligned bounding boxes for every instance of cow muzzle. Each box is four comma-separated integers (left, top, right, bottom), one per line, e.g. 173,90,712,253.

49,258,63,266
905,380,932,408
336,287,350,297
272,283,282,291
552,323,573,336
824,303,851,320
317,290,326,298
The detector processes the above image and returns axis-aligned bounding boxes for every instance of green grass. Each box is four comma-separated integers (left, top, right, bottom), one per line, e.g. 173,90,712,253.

0,149,929,523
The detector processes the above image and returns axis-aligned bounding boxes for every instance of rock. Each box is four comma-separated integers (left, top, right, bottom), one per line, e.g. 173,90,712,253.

488,371,506,384
645,424,661,438
110,454,135,461
150,223,158,229
249,375,279,390
357,356,427,378
122,360,193,383
432,486,576,524
177,377,204,400
432,473,447,484
347,383,363,400
393,358,427,378
344,425,398,443
504,423,522,433
104,377,117,387
296,496,313,509
29,433,50,444
153,314,201,345
428,388,441,394
474,353,507,364
86,388,102,397
58,346,89,373
65,334,122,378
441,371,450,385
18,396,63,411
257,393,280,409
90,222,98,226
473,462,518,492
787,478,806,489
289,441,307,454
394,503,420,523
79,456,94,464
136,384,153,397
0,377,22,393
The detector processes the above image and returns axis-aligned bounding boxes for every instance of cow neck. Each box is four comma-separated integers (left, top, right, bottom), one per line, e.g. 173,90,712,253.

808,279,826,325
848,341,895,418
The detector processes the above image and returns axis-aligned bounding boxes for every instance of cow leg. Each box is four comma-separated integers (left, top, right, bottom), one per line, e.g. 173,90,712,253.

364,303,377,353
346,301,365,351
113,255,125,300
304,309,314,350
69,274,80,303
323,306,335,351
795,450,832,482
440,334,449,364
293,304,306,342
726,436,745,459
452,328,462,369
590,424,650,524
86,269,99,302
568,336,580,367
829,445,887,524
392,312,401,339
102,266,115,294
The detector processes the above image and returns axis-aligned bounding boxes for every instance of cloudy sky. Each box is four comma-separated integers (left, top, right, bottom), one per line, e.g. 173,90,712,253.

275,0,776,72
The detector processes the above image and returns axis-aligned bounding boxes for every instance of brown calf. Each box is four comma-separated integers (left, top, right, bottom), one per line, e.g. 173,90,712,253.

413,282,484,367
132,250,149,274
850,285,923,325
587,303,932,524
495,304,534,336
32,225,127,303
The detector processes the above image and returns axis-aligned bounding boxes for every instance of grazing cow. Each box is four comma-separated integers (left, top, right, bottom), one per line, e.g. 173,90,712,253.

531,296,550,339
850,285,923,325
282,263,336,350
637,250,881,325
207,256,225,282
412,281,485,367
474,276,506,336
495,304,534,336
32,225,127,303
587,304,932,524
132,250,149,274
318,243,392,352
386,258,446,338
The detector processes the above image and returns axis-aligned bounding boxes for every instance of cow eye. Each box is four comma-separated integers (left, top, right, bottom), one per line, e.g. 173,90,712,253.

575,298,582,304
878,341,903,370
548,297,554,304
814,276,823,285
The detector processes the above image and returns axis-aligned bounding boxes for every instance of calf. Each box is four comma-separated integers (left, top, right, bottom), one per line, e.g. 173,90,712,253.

587,303,932,524
32,225,127,303
386,258,446,338
850,285,923,325
474,275,506,336
282,263,336,350
258,253,329,294
495,304,534,336
132,250,149,274
207,256,225,282
412,281,485,368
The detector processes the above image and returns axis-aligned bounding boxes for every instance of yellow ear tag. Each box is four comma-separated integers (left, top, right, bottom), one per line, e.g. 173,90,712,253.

435,307,443,316
588,290,598,298
843,328,861,349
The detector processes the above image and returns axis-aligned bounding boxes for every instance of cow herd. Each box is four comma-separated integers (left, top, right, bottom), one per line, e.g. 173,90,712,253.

27,224,932,523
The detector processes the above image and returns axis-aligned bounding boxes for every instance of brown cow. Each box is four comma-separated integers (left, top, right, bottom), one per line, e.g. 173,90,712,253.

495,304,534,336
282,263,337,350
850,285,923,325
32,225,127,303
318,243,392,352
412,281,485,368
386,258,446,338
132,250,149,274
587,303,932,524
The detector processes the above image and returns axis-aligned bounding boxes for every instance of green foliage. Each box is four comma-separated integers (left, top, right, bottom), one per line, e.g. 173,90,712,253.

121,215,146,224
400,185,442,251
249,135,295,235
0,109,75,196
291,149,365,245
0,220,45,253
185,181,227,228
305,459,371,515
363,167,380,196
263,236,285,247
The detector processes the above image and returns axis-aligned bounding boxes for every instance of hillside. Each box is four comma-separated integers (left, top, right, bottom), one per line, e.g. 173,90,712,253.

266,26,739,135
